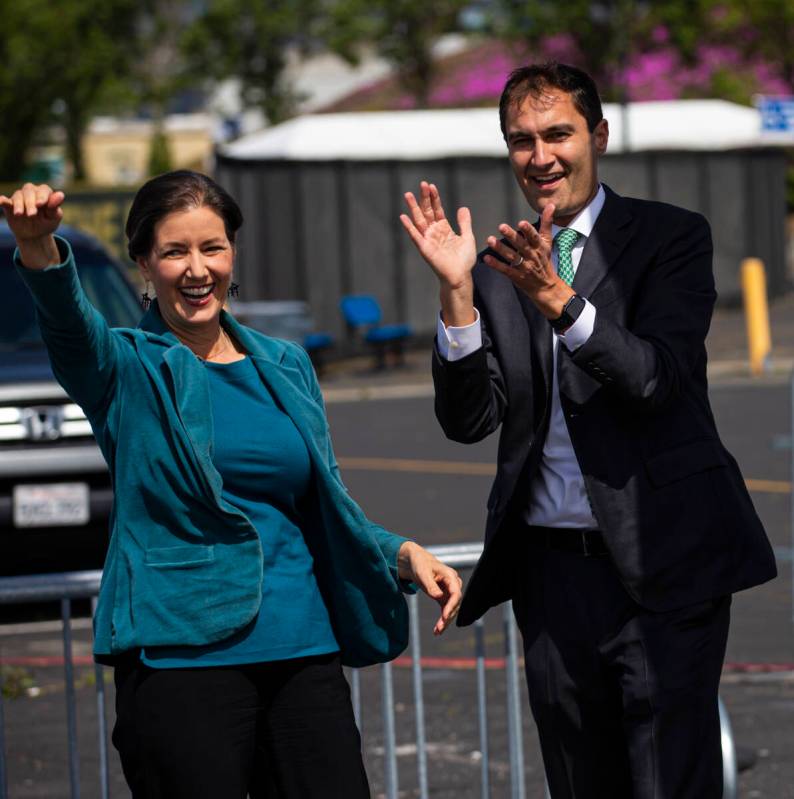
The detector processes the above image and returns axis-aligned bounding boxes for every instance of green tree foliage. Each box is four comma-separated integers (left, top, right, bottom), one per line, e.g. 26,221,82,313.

490,0,641,101
0,0,147,182
650,0,793,88
182,0,320,125
0,0,65,182
327,0,469,107
707,0,794,89
181,0,469,121
133,2,194,121
52,0,144,182
148,126,174,177
491,0,794,102
643,0,708,63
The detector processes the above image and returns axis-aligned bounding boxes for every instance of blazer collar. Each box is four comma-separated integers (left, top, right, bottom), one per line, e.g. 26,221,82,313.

137,300,328,495
513,286,553,395
138,300,290,366
571,184,634,299
552,183,606,242
515,184,633,390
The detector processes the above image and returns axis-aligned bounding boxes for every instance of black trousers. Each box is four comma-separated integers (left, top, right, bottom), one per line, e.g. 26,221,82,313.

513,545,731,799
112,652,369,799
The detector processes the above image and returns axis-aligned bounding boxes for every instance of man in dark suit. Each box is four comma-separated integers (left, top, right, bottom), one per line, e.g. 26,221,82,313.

400,62,776,798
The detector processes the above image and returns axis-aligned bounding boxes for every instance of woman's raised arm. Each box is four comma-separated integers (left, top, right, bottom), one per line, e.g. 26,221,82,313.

1,183,121,420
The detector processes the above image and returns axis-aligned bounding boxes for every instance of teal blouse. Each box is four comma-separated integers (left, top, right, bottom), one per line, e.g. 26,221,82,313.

142,357,338,667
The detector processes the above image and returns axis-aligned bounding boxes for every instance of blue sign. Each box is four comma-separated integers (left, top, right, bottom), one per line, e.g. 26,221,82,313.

757,96,794,133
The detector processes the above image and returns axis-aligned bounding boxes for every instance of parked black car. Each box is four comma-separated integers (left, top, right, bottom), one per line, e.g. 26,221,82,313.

0,221,141,576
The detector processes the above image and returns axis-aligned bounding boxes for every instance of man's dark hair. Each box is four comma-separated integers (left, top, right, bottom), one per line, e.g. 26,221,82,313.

126,170,244,261
498,62,603,139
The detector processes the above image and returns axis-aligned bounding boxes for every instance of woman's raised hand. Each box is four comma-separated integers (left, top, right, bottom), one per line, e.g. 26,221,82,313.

0,183,65,241
0,184,65,268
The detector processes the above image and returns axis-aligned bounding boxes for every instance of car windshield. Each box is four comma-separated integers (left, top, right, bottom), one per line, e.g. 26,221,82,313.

0,244,142,351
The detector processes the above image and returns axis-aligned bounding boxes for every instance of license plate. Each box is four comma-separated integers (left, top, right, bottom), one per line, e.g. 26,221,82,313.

13,483,90,528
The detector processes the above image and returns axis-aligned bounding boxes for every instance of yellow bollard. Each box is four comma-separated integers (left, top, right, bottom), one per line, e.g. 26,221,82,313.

740,258,772,376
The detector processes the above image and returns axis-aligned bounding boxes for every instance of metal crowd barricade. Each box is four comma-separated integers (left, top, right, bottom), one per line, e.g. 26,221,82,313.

0,545,739,799
350,541,737,799
0,570,107,799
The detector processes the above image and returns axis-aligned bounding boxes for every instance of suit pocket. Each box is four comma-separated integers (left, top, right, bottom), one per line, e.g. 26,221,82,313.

145,544,215,569
644,438,728,487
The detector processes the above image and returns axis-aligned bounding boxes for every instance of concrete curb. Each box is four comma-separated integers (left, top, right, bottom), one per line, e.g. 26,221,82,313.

321,358,794,403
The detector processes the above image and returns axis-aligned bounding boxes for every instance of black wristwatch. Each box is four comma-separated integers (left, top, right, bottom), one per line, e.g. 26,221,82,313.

549,294,586,332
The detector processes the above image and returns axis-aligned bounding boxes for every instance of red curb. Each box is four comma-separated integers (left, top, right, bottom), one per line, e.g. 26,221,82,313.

2,656,794,672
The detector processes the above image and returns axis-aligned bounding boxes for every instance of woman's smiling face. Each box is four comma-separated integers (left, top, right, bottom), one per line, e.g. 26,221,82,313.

137,205,234,334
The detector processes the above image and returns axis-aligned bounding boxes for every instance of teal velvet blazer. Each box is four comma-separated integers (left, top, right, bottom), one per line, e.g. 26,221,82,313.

16,239,410,667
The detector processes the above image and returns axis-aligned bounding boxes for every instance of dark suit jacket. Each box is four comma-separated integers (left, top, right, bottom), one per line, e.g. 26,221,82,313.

433,185,777,626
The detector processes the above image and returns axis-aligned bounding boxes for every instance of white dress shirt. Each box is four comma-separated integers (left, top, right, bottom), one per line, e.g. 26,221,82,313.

436,185,606,529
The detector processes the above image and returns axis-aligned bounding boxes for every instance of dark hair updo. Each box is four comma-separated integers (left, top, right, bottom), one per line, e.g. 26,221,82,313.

125,170,244,261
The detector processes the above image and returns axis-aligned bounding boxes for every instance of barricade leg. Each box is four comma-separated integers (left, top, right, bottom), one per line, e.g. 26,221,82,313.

474,618,490,798
503,602,525,799
0,672,7,799
381,661,399,799
720,696,738,799
91,598,109,799
408,594,429,799
61,598,81,799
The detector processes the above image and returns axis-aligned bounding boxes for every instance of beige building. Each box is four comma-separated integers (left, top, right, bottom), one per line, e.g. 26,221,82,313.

82,114,215,186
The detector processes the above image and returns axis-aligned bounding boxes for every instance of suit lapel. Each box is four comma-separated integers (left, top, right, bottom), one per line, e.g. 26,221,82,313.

514,286,553,390
512,187,633,394
572,186,634,299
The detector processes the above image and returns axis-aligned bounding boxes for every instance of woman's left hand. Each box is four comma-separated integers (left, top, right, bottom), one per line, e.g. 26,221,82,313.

397,542,463,635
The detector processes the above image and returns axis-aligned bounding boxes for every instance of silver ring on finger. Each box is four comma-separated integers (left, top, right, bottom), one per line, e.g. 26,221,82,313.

510,252,524,267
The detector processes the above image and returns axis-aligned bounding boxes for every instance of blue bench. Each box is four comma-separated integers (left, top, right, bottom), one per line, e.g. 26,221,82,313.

339,295,412,369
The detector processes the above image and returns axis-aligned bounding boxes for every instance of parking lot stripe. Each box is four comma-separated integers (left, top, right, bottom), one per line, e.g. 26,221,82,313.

338,457,792,493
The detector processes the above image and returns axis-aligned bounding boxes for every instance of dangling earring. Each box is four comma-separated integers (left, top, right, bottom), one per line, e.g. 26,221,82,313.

228,282,239,298
140,282,152,310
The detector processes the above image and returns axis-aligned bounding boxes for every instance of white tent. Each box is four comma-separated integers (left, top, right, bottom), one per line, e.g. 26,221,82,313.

215,99,788,333
220,100,786,162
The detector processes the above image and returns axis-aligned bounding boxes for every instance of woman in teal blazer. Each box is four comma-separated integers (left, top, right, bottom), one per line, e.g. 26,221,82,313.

2,174,462,799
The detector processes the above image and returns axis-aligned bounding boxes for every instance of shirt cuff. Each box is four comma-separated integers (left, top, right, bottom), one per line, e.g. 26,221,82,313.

558,299,596,351
436,308,483,362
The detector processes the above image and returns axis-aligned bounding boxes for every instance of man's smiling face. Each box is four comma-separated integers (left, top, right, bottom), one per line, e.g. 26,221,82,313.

505,87,608,226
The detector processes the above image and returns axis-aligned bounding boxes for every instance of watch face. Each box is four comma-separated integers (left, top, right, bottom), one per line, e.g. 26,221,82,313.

551,294,584,331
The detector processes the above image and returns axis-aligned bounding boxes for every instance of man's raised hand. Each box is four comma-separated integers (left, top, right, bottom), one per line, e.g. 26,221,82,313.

482,203,573,319
400,181,478,327
400,181,477,290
